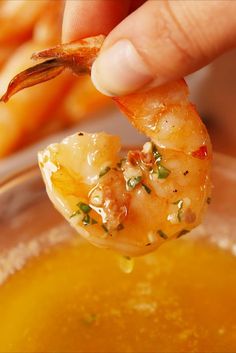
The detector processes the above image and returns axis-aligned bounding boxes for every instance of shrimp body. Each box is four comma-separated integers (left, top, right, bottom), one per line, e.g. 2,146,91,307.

1,36,212,256
0,0,50,45
0,6,107,156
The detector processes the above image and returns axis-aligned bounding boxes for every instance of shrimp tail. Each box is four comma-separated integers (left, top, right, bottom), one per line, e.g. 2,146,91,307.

1,35,105,103
32,35,105,61
0,59,65,102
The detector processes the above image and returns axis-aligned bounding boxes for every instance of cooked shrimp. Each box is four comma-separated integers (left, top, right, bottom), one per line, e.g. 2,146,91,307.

1,36,212,256
0,0,50,45
0,1,73,156
0,1,57,68
32,0,64,45
56,75,111,124
0,41,75,156
0,10,109,156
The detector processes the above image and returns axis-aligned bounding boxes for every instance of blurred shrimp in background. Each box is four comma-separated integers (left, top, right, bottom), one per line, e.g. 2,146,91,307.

0,0,110,158
0,0,48,66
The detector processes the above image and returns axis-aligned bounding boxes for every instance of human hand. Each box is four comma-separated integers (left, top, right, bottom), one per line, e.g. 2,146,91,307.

63,0,236,96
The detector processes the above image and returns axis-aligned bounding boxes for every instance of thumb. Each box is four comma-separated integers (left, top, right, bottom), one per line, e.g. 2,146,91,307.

91,0,236,96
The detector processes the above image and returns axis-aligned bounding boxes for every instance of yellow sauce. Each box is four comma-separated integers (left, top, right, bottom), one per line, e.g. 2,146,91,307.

0,236,236,352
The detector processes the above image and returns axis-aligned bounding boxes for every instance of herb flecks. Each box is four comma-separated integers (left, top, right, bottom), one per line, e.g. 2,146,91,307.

152,144,162,163
127,176,142,191
207,197,211,205
157,165,170,179
82,214,97,226
99,166,111,178
151,144,170,179
82,214,91,225
173,199,184,222
177,229,190,238
70,210,81,218
157,229,168,239
142,183,151,194
78,202,91,214
71,201,97,225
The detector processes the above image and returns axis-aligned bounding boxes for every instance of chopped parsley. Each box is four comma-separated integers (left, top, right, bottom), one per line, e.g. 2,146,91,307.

99,166,111,178
70,202,97,225
152,144,162,163
142,183,151,194
82,214,91,225
173,199,184,222
78,202,91,214
157,165,170,179
127,176,142,190
69,210,81,218
82,214,97,226
151,144,170,179
157,229,168,239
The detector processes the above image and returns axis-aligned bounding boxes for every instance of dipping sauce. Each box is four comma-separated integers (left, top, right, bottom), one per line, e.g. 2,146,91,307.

0,236,236,353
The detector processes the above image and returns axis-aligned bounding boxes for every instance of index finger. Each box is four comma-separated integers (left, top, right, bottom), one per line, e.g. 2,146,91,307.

62,0,131,42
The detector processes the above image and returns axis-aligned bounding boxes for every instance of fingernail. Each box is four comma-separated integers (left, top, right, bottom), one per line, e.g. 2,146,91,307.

91,39,153,96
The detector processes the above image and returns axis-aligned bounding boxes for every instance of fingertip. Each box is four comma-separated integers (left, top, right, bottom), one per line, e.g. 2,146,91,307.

91,62,114,97
91,39,153,97
62,1,81,42
62,0,131,43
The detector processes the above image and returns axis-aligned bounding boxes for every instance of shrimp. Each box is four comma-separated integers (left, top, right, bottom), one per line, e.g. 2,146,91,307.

56,76,111,125
0,6,109,156
0,0,74,156
0,0,50,45
0,1,54,68
0,43,75,156
1,36,212,256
